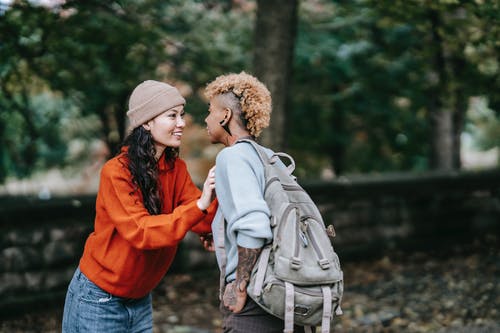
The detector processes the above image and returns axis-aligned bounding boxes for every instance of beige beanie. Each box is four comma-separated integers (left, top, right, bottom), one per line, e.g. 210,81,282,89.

126,80,186,129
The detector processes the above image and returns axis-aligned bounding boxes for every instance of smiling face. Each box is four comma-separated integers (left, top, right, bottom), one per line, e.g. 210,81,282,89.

143,105,185,158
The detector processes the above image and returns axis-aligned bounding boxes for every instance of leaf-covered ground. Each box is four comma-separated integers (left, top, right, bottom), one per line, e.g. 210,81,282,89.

1,235,498,333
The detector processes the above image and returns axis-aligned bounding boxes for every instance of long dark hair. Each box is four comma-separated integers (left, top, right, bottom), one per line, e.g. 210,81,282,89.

120,126,178,215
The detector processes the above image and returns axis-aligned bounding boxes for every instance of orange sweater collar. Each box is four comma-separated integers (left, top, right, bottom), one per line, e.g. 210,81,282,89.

120,146,175,172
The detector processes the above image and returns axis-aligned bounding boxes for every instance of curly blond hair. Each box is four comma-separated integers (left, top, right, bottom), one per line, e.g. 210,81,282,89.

205,71,272,137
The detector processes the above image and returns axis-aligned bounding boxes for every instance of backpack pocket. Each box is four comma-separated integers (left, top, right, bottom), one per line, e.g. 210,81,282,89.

273,203,342,284
254,278,342,327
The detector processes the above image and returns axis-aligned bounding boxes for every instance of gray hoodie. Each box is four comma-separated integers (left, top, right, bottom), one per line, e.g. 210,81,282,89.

212,141,274,283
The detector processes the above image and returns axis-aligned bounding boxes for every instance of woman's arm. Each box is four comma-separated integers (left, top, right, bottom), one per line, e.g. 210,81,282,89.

99,161,210,249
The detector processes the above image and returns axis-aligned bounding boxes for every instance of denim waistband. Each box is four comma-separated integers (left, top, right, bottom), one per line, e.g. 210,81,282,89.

75,267,148,303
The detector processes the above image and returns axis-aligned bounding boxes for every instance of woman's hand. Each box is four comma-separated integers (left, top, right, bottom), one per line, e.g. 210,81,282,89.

197,166,216,212
199,233,215,252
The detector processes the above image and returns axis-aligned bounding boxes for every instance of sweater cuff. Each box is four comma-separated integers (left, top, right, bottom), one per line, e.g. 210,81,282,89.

236,234,265,249
183,200,207,223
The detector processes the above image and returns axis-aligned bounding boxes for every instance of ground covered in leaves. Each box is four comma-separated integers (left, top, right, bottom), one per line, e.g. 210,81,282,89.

1,235,498,333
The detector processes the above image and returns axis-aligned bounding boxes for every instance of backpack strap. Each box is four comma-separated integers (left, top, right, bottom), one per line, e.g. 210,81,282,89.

236,138,296,175
252,245,271,296
320,286,332,333
216,212,227,300
236,138,270,164
304,327,314,333
284,282,295,333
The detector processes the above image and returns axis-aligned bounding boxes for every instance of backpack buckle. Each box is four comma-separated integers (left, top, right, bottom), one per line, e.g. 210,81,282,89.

326,224,336,238
294,304,311,316
291,257,302,270
318,259,330,270
270,215,277,227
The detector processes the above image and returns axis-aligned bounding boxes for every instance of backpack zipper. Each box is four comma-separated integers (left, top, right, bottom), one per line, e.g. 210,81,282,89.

265,177,303,194
281,183,304,191
303,218,331,270
277,206,330,270
264,279,341,299
275,204,297,246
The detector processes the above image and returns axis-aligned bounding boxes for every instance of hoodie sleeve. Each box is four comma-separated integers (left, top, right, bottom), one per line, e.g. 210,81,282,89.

215,146,272,249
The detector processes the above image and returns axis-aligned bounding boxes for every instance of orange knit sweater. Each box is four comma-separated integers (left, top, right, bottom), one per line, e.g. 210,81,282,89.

79,151,216,298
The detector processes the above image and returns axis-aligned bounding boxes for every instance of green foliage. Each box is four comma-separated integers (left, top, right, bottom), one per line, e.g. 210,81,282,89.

466,97,500,151
291,1,431,174
1,1,172,181
0,0,253,182
0,0,498,183
161,1,254,122
0,92,73,178
289,0,498,176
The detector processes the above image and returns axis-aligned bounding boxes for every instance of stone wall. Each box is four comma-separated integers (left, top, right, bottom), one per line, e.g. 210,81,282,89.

0,169,499,315
0,196,94,313
309,169,500,258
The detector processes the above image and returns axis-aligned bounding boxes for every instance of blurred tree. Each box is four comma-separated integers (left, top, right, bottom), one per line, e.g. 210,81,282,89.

161,0,254,122
40,0,172,153
0,3,64,180
369,0,499,171
291,1,430,175
0,0,168,172
289,0,498,176
1,0,498,183
253,0,298,151
466,97,500,153
0,0,254,181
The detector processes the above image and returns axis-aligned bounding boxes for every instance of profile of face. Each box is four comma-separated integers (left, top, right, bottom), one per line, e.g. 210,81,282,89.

143,105,186,151
205,95,228,144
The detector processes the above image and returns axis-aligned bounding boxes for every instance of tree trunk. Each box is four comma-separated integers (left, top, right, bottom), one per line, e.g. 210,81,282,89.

453,86,466,169
329,106,346,175
252,0,298,151
429,10,455,171
450,47,469,169
116,94,129,145
431,109,454,170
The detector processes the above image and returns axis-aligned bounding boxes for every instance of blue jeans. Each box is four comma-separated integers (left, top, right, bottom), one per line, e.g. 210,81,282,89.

62,267,153,333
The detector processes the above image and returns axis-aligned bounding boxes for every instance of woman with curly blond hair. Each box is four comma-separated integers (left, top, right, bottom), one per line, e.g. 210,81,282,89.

204,72,305,333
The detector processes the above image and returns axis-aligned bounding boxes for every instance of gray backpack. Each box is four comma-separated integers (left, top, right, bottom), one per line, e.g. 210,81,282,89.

238,139,344,333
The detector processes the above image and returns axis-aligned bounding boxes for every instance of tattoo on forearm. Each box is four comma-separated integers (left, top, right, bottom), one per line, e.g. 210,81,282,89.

235,246,261,291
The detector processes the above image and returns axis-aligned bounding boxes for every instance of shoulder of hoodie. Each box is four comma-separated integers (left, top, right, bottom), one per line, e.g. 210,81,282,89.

216,141,274,166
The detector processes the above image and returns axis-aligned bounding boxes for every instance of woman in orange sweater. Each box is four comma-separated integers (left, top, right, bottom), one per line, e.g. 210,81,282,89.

62,80,217,333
